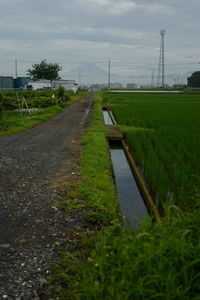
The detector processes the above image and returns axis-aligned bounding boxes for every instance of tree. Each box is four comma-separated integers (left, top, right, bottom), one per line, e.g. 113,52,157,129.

27,59,63,81
187,71,200,88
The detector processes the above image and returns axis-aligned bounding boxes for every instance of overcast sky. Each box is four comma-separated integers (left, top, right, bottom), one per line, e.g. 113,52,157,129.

0,0,200,84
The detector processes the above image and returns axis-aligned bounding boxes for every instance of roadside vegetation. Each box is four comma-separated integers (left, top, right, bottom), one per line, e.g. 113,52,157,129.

53,210,200,300
78,94,118,225
50,92,200,300
0,89,81,135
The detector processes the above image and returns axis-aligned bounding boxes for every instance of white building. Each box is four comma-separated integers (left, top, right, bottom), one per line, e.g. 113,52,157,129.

27,80,51,90
110,82,123,89
127,83,140,89
52,80,78,93
27,79,78,92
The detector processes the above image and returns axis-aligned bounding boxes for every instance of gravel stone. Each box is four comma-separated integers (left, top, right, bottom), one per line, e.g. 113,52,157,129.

0,94,93,299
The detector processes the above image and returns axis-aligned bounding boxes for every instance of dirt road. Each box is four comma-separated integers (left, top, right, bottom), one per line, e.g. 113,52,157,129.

0,93,93,299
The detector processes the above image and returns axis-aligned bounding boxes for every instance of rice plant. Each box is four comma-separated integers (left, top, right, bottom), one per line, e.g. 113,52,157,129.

109,93,200,211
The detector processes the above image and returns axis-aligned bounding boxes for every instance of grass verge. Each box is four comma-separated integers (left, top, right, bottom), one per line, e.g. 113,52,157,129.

0,93,81,136
0,105,62,135
78,94,118,226
53,210,200,300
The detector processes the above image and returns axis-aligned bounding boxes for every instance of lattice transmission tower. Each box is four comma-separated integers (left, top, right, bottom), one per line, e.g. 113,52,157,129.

157,30,166,87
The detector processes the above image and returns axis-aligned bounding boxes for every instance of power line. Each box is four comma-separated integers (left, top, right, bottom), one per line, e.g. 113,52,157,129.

0,59,199,65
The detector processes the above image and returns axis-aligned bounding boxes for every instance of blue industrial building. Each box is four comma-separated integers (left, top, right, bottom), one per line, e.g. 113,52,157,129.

0,76,14,90
13,77,31,89
0,76,31,90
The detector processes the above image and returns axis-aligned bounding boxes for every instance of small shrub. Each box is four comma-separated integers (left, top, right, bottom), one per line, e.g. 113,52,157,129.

57,86,65,101
29,96,57,108
3,97,18,110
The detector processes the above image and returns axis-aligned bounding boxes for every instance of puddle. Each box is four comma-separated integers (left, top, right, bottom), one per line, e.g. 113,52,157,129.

110,146,147,228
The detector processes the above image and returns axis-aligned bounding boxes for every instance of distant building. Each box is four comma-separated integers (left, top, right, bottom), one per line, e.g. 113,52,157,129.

187,71,200,88
110,83,123,89
0,76,14,90
89,84,107,90
127,83,140,89
52,80,77,92
27,79,78,92
0,77,78,92
0,76,31,90
14,77,31,89
27,80,52,90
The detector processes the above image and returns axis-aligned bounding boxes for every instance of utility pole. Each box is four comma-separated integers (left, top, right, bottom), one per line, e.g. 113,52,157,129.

157,30,166,87
78,67,81,86
15,59,18,78
108,60,111,92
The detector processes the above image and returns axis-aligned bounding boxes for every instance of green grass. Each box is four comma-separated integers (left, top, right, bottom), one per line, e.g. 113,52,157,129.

78,94,118,225
0,105,63,135
51,212,200,299
56,210,200,300
0,92,82,136
0,89,76,109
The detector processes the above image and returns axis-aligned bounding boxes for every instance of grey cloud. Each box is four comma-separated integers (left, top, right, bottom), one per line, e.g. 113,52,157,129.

0,0,200,84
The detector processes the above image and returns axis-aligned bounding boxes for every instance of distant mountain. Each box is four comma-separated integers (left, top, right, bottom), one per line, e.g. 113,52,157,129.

63,63,109,84
63,63,198,86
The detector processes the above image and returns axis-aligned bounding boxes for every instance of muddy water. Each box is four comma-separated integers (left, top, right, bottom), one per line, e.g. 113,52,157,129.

110,147,147,228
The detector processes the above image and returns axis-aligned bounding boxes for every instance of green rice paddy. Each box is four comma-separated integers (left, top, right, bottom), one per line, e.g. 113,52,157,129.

109,93,200,211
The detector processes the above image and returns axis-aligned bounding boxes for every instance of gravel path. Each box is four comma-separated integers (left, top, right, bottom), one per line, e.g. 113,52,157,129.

0,94,93,299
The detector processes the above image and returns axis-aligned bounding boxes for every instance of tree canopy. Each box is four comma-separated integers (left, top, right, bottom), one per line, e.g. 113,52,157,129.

27,59,63,81
187,71,200,87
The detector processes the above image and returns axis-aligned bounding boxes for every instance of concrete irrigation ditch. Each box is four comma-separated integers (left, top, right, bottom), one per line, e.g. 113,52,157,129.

103,108,160,228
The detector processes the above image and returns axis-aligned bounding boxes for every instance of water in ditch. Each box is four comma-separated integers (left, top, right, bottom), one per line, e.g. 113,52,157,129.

103,110,113,125
110,146,147,228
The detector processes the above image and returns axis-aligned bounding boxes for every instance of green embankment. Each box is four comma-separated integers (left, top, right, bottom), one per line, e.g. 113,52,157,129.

78,95,118,225
0,90,81,136
0,106,63,135
51,93,200,300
